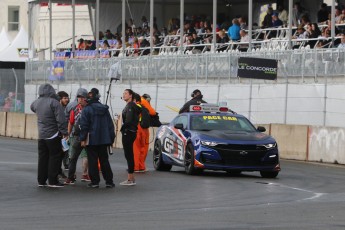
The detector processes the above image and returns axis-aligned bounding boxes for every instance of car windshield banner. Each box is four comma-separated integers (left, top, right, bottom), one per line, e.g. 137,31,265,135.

237,57,278,80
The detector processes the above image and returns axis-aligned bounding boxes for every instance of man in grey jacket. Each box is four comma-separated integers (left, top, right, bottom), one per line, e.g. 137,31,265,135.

31,83,68,188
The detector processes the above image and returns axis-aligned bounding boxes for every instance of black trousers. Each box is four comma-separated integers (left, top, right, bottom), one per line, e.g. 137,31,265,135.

37,136,62,185
86,145,113,185
122,131,137,174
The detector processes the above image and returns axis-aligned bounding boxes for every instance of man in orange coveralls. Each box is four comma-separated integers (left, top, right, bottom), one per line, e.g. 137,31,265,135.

133,93,157,172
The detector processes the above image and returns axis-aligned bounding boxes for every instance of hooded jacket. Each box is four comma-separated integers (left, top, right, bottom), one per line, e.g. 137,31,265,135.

65,88,88,121
179,94,207,114
79,100,115,146
30,83,68,139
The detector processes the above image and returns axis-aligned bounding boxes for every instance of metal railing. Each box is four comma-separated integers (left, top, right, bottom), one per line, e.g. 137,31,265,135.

26,48,345,85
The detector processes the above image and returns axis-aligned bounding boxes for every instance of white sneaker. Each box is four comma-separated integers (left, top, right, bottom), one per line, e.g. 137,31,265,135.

119,180,136,186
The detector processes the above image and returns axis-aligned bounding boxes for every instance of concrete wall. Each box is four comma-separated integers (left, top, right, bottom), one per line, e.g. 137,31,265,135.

0,112,6,136
309,126,345,165
5,112,25,138
25,114,38,140
270,124,308,161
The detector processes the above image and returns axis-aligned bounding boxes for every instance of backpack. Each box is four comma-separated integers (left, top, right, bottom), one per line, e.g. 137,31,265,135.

150,113,162,127
140,105,150,129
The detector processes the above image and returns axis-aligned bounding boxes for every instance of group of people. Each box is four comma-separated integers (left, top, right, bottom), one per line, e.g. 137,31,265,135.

31,83,158,188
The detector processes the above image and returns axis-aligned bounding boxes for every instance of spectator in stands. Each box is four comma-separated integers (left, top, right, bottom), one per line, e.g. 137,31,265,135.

217,30,229,44
184,21,196,35
132,37,140,56
292,2,308,26
139,36,150,55
272,13,283,27
238,17,247,30
192,32,204,52
99,31,104,40
105,29,115,39
294,25,309,39
101,40,110,50
308,23,321,48
227,18,241,41
77,38,86,50
278,5,288,26
318,3,329,23
300,15,311,28
335,7,342,24
85,40,96,50
198,21,206,36
262,7,273,28
128,18,136,33
142,16,149,30
338,34,345,48
239,30,249,52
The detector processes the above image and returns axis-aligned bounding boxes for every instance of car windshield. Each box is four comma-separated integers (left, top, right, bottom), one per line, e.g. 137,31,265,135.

190,114,257,132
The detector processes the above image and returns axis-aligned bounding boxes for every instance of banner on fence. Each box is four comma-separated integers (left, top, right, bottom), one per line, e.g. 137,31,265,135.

237,57,278,80
49,60,65,81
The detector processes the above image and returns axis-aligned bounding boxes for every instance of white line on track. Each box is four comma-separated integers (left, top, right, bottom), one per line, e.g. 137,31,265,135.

0,161,36,165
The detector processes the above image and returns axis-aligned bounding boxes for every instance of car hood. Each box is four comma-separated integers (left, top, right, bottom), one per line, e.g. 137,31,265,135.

192,130,274,143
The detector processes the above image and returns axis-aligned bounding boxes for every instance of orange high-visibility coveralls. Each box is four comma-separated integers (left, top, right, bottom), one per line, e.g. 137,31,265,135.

133,97,156,171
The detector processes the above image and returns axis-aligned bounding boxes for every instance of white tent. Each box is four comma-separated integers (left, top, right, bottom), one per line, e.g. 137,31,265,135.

0,26,29,62
0,27,10,53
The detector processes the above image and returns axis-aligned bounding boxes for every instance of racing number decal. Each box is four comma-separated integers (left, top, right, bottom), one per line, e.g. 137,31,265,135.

163,136,184,160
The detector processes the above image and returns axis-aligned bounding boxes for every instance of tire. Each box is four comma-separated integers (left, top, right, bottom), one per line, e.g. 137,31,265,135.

153,140,172,171
184,143,202,175
260,171,279,178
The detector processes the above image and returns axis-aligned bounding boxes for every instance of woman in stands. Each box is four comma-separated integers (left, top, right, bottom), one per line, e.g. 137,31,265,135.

308,23,321,48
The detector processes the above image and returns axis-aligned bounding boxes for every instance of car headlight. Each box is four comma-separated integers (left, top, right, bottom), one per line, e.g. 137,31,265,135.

260,143,277,149
201,140,219,146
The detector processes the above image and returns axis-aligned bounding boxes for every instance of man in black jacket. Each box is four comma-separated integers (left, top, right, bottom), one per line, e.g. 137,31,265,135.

80,88,115,188
179,89,207,114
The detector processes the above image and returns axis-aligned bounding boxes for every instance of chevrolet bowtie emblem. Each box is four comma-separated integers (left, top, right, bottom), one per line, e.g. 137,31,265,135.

239,151,248,155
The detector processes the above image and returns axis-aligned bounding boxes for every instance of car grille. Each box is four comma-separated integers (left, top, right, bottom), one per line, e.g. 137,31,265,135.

206,144,274,166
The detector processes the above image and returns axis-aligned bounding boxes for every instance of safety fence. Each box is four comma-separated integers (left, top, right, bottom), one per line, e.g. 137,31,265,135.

26,48,345,85
0,69,25,113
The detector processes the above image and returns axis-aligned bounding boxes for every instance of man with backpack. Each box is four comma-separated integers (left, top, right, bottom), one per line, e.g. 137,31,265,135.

133,93,156,173
64,90,90,185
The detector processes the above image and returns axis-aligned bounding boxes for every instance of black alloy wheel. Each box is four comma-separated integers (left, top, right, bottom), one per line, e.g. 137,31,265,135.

153,140,172,171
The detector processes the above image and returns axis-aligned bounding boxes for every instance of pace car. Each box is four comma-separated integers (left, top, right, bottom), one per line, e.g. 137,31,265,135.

153,104,281,178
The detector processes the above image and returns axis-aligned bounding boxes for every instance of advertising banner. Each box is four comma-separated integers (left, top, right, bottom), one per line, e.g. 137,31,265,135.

49,60,65,81
237,57,278,80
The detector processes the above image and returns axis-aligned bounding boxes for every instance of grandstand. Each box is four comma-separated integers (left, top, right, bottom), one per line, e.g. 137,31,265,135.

22,0,345,128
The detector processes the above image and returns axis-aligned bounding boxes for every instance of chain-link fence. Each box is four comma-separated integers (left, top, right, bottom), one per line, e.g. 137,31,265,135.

0,68,25,113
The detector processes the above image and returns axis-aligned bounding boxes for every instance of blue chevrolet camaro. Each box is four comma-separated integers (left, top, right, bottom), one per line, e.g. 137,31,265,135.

153,104,281,178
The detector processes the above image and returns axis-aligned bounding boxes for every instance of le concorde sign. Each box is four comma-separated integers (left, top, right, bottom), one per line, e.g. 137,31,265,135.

237,57,278,80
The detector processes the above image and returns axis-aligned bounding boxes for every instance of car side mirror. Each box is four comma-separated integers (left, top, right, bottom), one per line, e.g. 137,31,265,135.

257,126,266,132
174,123,184,130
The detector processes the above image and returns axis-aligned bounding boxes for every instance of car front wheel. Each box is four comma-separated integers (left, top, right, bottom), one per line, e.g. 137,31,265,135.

184,144,202,175
153,140,172,171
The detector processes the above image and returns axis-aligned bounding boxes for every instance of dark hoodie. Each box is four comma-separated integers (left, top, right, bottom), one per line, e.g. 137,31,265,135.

179,95,207,114
79,100,115,146
30,83,68,139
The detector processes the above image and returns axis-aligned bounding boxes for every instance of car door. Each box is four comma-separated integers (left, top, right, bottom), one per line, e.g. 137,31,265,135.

164,115,188,164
